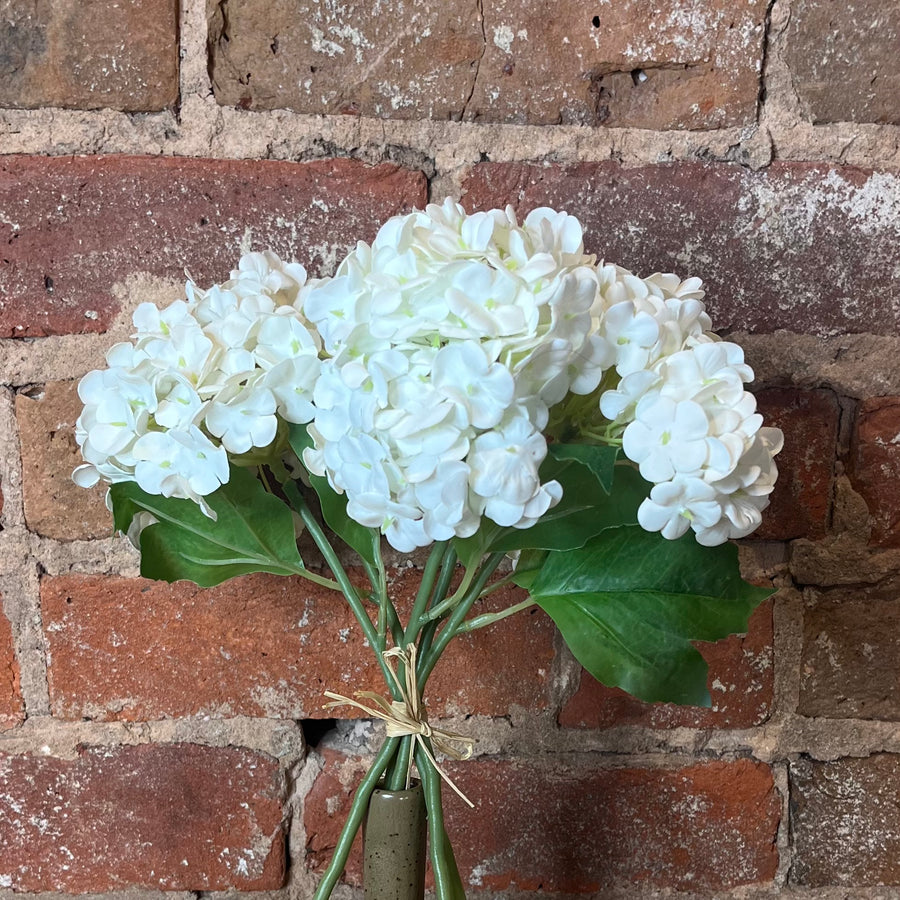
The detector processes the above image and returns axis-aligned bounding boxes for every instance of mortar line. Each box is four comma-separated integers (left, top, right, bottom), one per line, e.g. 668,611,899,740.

0,557,51,717
0,714,306,762
0,387,25,529
2,105,900,169
772,761,792,889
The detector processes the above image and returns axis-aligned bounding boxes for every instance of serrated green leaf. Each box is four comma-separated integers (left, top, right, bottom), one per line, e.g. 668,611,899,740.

288,424,379,569
548,443,618,492
528,525,773,705
109,466,306,587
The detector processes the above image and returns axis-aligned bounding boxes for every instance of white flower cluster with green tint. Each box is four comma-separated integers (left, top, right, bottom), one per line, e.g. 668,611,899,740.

300,202,612,550
594,265,783,545
74,251,321,514
74,200,782,549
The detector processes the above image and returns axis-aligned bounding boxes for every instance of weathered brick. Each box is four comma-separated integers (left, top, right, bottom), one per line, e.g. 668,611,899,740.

791,755,900,885
0,155,426,337
0,0,178,111
15,381,110,541
560,598,773,730
753,389,839,541
463,162,900,337
306,753,780,891
799,585,900,720
42,571,554,721
467,0,765,128
850,397,900,547
785,0,900,125
0,743,285,892
208,0,765,129
304,749,370,878
0,599,24,731
208,0,484,119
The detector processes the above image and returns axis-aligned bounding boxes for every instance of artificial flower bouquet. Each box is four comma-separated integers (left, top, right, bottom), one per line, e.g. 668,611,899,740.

74,199,782,897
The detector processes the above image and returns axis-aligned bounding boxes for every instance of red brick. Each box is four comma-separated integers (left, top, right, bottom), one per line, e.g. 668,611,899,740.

468,0,765,128
463,162,900,337
785,0,900,125
0,0,178,111
850,397,900,547
306,753,780,892
799,586,900,720
208,0,484,119
42,571,555,721
208,0,764,129
560,598,773,730
16,382,110,541
0,155,427,337
305,749,370,879
0,599,24,731
0,743,285,892
791,755,900,885
753,389,839,541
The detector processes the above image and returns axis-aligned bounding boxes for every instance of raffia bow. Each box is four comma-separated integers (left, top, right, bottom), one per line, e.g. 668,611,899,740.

323,643,476,807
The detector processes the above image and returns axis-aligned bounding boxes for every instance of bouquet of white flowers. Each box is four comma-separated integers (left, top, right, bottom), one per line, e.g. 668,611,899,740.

74,200,781,898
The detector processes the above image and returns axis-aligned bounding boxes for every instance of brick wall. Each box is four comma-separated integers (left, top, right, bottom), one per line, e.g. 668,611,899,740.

1,0,899,895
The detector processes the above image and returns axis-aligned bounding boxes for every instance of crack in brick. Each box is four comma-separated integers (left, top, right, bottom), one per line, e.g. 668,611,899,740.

756,0,778,121
461,0,487,120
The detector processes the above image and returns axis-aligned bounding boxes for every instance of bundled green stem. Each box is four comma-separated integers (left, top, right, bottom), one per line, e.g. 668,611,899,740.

288,487,507,900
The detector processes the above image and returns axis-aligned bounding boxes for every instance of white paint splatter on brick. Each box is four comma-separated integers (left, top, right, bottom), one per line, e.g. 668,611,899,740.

492,25,515,54
309,26,345,57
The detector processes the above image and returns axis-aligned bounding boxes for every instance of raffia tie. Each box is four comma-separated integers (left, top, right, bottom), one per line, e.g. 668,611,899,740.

323,644,476,808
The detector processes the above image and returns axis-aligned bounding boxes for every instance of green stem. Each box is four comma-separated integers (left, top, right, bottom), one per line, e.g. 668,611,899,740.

578,429,623,445
421,580,468,623
422,542,481,623
285,566,344,593
473,570,519,599
418,552,504,690
372,540,390,644
312,736,400,900
404,541,450,646
384,734,414,791
380,543,449,792
282,481,399,699
457,597,536,633
413,546,458,672
381,596,405,647
432,545,459,610
417,743,464,900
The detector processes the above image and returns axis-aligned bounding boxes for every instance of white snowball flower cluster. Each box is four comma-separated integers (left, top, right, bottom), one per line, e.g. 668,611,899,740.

300,199,609,550
74,251,321,513
74,200,782,552
595,265,783,546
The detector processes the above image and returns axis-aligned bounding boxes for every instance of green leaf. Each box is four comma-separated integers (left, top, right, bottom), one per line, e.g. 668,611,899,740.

527,525,773,705
109,466,305,587
548,443,618,492
490,461,648,553
453,454,647,570
287,424,379,569
505,547,549,591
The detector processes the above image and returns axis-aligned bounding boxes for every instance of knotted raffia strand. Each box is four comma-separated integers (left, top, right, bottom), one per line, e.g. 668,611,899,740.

323,643,475,808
